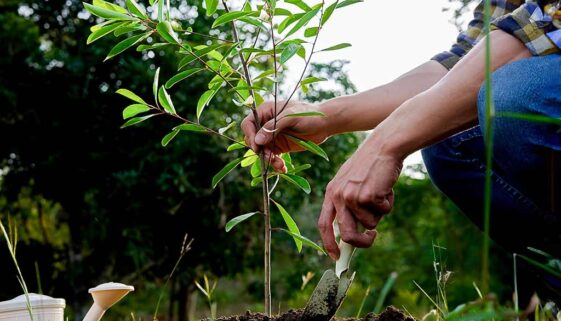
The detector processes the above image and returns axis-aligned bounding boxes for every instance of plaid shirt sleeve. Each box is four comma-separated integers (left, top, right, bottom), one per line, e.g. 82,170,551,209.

432,0,561,70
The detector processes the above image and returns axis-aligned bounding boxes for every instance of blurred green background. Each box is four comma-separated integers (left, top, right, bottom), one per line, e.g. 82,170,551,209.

0,0,519,321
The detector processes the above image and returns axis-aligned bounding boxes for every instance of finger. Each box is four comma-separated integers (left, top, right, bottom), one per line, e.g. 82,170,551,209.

336,206,376,248
241,113,259,152
263,150,286,172
318,196,339,260
343,187,378,229
255,117,295,146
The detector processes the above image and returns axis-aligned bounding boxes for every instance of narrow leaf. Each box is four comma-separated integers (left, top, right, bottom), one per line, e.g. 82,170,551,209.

279,229,326,255
83,3,135,21
241,149,258,167
318,43,351,52
227,143,246,151
157,21,180,44
212,11,255,28
301,77,326,85
285,135,329,161
197,89,217,120
278,13,304,34
120,114,157,128
336,0,363,9
225,212,260,232
165,68,204,88
280,43,302,64
116,88,147,104
153,67,160,102
212,158,243,188
218,122,237,134
123,104,150,119
304,26,318,37
174,123,207,132
272,200,302,252
137,43,169,51
158,86,177,114
87,22,124,44
92,0,128,13
281,174,311,194
161,129,180,147
125,0,148,19
205,0,219,16
321,0,338,25
285,0,311,11
285,7,319,37
287,164,312,175
105,32,149,60
113,24,146,37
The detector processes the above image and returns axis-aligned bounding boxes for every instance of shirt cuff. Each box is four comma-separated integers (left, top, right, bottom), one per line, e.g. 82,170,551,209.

491,2,560,56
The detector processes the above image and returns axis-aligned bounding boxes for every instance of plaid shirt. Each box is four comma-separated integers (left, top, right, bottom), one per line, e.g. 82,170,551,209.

433,0,561,69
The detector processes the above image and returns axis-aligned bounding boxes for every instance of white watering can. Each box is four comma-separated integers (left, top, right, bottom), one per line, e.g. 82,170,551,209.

0,282,134,321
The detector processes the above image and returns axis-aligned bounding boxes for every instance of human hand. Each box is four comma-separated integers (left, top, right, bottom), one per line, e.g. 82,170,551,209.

241,101,331,172
318,142,403,260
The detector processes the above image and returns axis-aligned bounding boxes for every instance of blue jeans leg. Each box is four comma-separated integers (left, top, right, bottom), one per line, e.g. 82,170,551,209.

422,54,561,302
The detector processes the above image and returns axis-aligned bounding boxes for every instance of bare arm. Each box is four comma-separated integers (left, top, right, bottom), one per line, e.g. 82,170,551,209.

319,30,533,258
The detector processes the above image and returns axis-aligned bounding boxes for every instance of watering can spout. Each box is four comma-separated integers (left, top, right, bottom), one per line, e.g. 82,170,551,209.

83,283,134,321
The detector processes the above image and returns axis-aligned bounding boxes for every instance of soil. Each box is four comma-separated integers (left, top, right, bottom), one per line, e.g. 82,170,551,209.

215,306,415,321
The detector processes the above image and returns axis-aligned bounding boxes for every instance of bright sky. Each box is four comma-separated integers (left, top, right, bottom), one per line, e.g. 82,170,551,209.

289,0,469,166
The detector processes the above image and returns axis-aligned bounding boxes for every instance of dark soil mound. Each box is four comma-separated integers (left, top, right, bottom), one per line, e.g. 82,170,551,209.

215,306,415,321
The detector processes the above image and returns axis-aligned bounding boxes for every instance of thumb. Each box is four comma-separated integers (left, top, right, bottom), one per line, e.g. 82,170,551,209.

255,117,293,146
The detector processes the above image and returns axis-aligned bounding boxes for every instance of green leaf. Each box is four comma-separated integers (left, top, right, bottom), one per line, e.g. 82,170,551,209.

285,0,311,11
197,89,218,120
279,229,326,254
250,161,261,178
274,8,292,15
278,13,304,34
281,174,311,194
285,135,329,161
287,164,312,175
321,0,338,25
105,32,149,60
149,0,156,5
125,0,148,19
219,121,237,134
174,123,207,132
116,88,147,104
161,129,180,147
254,69,275,81
156,21,180,44
92,0,128,13
177,44,228,70
280,43,302,64
83,3,135,21
212,158,243,188
272,200,302,252
165,68,204,88
113,23,146,37
250,176,263,187
304,26,318,37
120,114,157,128
318,43,351,52
284,111,326,118
285,7,319,37
301,77,326,85
137,43,169,51
225,212,260,232
153,67,160,103
241,149,258,167
87,22,124,44
205,0,219,16
239,17,268,30
498,112,561,126
157,0,164,21
158,87,177,115
227,143,246,151
336,0,363,9
212,11,256,28
123,104,150,119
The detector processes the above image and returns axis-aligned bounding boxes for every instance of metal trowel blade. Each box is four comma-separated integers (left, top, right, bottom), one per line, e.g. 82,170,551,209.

301,269,355,321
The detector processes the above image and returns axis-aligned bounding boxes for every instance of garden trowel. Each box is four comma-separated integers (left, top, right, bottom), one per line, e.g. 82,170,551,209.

301,231,356,321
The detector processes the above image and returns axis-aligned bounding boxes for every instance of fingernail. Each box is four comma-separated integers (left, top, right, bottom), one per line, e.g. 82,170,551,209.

255,133,266,145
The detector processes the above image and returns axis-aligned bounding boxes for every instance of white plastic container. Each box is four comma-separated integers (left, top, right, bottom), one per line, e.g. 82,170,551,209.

0,294,65,321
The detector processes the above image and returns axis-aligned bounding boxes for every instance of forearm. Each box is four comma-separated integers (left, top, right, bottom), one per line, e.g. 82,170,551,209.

319,60,448,135
369,30,532,159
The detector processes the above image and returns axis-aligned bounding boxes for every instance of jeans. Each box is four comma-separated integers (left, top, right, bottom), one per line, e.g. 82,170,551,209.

421,54,561,303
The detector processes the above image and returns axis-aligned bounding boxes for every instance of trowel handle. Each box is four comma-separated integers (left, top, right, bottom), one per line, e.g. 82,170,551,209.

335,240,355,277
83,304,106,321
